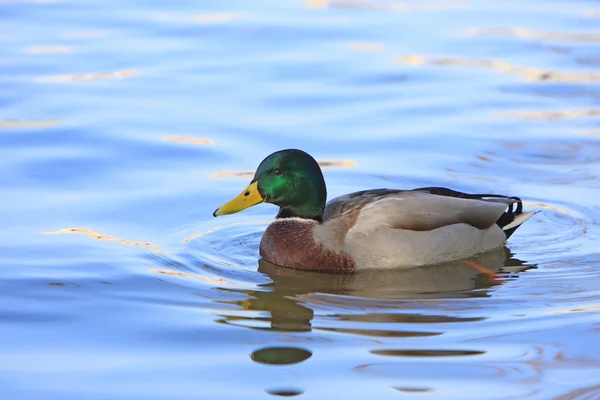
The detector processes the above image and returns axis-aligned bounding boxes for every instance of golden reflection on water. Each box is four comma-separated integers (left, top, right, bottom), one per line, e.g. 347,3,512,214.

44,228,167,253
523,201,573,215
148,267,230,285
151,12,250,24
161,136,214,146
38,69,136,83
210,171,254,179
210,159,357,179
549,305,600,315
305,0,467,12
195,13,250,24
465,27,600,43
396,55,600,83
24,45,73,54
0,119,61,129
348,42,387,52
555,384,600,400
496,109,600,120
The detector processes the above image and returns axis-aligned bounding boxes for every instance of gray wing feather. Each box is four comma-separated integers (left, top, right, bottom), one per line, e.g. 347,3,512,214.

325,190,513,231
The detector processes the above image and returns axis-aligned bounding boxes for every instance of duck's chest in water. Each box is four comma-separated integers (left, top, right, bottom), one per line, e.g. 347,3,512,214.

259,218,356,272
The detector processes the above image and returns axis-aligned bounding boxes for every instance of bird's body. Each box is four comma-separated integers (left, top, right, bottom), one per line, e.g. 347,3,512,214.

214,149,537,273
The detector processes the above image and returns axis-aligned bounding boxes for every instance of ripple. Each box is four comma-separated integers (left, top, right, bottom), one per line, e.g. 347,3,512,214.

354,361,534,381
549,304,600,315
396,55,600,83
496,109,600,120
556,384,600,400
446,141,600,187
465,27,600,44
182,220,269,244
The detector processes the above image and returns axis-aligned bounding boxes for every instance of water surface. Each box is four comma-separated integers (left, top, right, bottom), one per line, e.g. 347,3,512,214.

1,0,600,399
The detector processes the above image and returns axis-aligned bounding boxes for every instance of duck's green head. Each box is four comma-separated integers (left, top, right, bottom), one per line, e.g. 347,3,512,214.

213,149,327,221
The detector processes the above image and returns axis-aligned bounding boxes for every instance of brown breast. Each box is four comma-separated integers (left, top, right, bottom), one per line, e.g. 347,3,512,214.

259,218,356,273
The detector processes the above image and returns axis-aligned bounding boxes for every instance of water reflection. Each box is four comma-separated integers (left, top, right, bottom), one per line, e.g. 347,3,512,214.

161,136,215,145
44,228,167,253
465,27,600,44
250,347,312,365
151,12,250,24
210,159,357,179
393,387,432,393
24,45,73,54
305,0,467,12
265,388,305,397
38,69,136,83
348,42,387,52
215,248,530,334
0,119,61,129
497,109,600,120
396,55,600,83
371,349,484,357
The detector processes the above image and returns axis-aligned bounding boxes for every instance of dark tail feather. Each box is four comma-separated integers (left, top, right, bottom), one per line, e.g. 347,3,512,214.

493,196,539,238
494,196,520,238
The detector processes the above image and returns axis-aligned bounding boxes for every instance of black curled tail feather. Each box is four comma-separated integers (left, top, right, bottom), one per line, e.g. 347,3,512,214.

495,196,523,238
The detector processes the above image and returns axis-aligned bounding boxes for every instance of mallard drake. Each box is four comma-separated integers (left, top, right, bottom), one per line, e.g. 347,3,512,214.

213,149,537,272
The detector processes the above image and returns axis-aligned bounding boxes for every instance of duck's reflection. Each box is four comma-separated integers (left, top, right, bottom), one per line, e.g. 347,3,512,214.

216,248,531,333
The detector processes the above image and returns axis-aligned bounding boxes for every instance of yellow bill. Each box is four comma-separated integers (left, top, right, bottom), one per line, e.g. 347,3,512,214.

213,181,265,217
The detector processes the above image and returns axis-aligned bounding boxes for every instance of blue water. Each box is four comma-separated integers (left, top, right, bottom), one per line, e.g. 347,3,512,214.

2,0,600,398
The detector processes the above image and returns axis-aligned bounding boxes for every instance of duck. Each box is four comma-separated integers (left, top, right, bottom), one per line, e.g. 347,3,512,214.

213,149,537,273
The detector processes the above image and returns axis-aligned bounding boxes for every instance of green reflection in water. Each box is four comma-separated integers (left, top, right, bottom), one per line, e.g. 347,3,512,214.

251,347,312,365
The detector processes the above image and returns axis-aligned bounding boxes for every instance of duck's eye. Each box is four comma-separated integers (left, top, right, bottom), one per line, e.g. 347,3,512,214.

273,168,283,176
